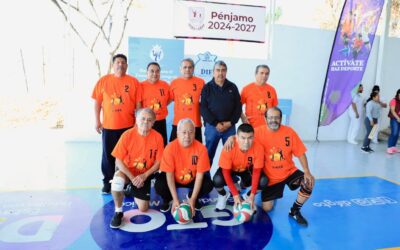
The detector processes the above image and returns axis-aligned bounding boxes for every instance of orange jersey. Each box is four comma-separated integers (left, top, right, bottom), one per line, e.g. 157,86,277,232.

91,74,141,129
219,140,264,172
254,125,306,186
241,82,278,128
112,127,164,177
140,80,170,120
160,139,210,185
170,76,205,127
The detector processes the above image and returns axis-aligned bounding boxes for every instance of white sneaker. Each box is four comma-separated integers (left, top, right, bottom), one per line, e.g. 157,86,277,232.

348,140,358,145
216,192,231,210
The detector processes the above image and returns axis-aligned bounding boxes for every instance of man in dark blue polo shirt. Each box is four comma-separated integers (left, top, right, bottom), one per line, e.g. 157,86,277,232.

200,61,242,165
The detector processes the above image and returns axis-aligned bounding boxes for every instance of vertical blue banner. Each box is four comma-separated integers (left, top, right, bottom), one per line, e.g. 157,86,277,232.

128,37,184,82
128,37,184,140
318,0,384,126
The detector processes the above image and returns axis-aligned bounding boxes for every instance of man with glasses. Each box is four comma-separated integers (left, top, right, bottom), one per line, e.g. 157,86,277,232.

224,107,315,226
257,107,315,226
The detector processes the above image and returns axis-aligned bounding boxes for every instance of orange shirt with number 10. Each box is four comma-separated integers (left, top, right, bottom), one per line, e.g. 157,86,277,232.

241,82,278,128
170,76,205,127
160,140,210,185
255,125,307,186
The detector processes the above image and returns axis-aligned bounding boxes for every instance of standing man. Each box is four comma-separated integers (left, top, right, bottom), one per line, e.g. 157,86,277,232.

200,61,242,164
241,65,278,128
92,54,141,194
169,58,205,142
140,62,171,146
258,107,315,226
347,84,364,144
109,108,164,229
155,118,213,213
213,123,268,210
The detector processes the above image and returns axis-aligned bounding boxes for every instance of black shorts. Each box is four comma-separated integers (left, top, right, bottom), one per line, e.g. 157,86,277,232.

125,173,157,201
261,170,304,202
213,168,252,188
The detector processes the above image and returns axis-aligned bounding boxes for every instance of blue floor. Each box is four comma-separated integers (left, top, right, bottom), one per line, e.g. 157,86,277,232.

0,176,399,249
1,133,400,249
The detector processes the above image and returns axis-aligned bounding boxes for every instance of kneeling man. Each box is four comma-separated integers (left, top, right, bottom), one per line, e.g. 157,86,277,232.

213,123,268,210
155,118,213,213
110,108,164,228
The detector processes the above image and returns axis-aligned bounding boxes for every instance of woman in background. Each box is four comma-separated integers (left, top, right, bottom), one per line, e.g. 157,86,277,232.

387,89,400,154
361,92,381,153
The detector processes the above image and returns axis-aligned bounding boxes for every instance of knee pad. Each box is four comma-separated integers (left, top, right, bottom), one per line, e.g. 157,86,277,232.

111,176,125,192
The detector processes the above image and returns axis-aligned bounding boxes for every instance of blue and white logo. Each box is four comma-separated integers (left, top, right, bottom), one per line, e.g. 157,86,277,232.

150,45,164,62
194,52,218,82
90,194,273,249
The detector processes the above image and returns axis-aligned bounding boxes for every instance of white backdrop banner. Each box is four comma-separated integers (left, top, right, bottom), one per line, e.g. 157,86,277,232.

174,0,266,43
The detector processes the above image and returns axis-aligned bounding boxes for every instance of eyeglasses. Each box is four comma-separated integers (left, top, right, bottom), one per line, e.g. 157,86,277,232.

266,116,281,120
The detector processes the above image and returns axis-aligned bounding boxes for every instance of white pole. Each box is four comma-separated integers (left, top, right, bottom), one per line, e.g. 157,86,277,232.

375,0,392,85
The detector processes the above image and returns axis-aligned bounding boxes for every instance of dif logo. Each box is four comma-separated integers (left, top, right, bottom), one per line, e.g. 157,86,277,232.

91,195,273,249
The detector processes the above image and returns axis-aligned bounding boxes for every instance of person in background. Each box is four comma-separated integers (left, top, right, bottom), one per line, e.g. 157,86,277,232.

347,84,364,144
370,85,387,143
361,92,381,153
386,89,400,154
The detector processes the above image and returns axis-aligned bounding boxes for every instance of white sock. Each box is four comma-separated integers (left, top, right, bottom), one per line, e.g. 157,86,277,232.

115,207,123,213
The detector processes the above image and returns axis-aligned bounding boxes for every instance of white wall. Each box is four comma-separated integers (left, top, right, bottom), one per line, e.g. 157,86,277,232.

189,24,386,141
60,13,400,142
2,1,399,142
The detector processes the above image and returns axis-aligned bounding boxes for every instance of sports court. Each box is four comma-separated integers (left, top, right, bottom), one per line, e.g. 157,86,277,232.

1,0,400,249
1,136,399,249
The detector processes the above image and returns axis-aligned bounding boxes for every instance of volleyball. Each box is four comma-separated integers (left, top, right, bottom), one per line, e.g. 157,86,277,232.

172,203,193,224
233,202,253,222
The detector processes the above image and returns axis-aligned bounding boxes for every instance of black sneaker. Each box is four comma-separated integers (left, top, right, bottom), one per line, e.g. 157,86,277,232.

289,209,308,226
110,212,123,228
160,201,172,213
361,147,370,153
367,147,374,152
102,183,111,194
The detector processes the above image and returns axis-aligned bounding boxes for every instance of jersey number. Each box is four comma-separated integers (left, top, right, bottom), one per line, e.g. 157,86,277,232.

149,149,158,159
192,156,198,165
285,137,290,146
